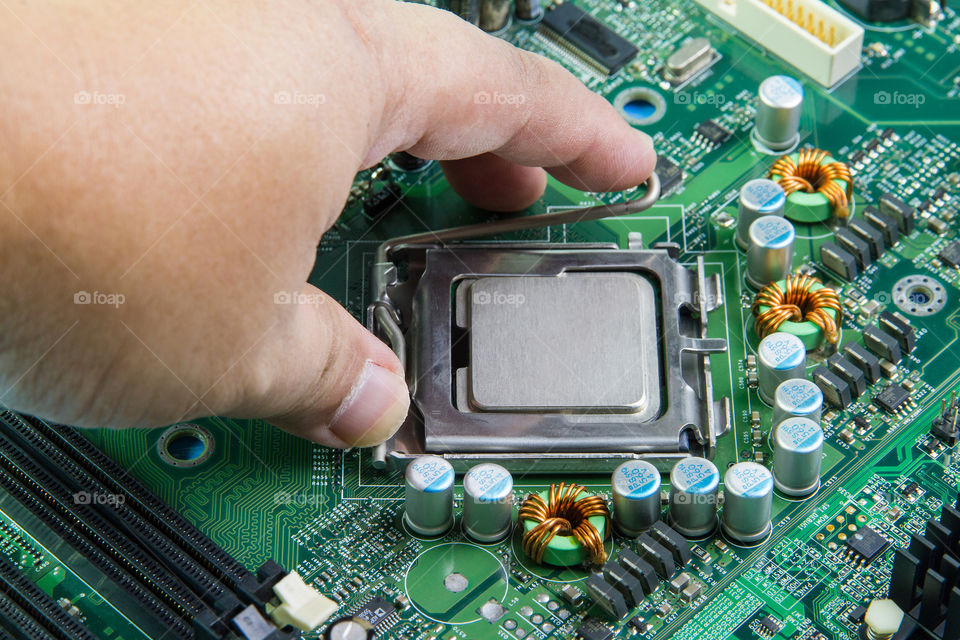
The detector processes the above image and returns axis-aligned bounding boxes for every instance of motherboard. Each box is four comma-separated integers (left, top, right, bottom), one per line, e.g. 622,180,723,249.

4,0,960,638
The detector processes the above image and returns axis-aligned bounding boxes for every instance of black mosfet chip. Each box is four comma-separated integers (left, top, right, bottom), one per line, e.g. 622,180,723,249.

354,596,395,628
656,156,683,194
874,384,910,413
845,525,890,564
879,193,915,234
940,241,960,268
541,4,638,74
694,120,732,146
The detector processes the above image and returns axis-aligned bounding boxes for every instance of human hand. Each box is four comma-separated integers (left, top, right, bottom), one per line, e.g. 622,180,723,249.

0,0,655,447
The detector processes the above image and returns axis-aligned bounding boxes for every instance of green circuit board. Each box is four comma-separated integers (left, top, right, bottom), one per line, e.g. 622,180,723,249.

4,0,960,639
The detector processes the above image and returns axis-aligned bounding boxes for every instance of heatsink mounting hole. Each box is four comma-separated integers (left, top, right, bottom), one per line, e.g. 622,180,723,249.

615,87,666,126
158,423,213,467
892,275,946,317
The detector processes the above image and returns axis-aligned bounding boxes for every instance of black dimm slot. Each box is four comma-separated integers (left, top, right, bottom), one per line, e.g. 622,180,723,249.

0,590,58,640
22,414,250,587
0,413,229,604
0,553,97,640
0,623,25,640
0,438,203,614
0,468,191,638
0,438,196,638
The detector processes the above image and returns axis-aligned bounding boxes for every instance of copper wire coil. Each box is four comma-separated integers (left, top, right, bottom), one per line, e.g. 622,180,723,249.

767,148,853,221
751,274,844,346
518,483,611,566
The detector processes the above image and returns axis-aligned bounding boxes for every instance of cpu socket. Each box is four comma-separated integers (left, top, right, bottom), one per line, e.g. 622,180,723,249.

370,242,729,473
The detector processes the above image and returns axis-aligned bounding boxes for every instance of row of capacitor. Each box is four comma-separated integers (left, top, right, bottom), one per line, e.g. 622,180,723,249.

444,0,544,33
742,75,806,288
403,429,823,549
607,447,822,546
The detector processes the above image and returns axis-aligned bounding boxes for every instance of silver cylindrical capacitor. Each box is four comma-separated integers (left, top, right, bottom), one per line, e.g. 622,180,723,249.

721,462,774,544
668,457,720,539
515,0,543,20
773,378,823,426
612,460,662,537
462,463,514,542
757,332,807,405
746,215,795,289
754,75,804,151
772,417,823,497
479,0,511,31
403,456,455,537
736,179,786,250
324,618,374,640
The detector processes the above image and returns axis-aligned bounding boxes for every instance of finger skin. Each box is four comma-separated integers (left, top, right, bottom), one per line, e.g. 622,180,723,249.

239,286,409,449
0,0,391,437
352,1,656,192
440,154,547,212
0,0,653,447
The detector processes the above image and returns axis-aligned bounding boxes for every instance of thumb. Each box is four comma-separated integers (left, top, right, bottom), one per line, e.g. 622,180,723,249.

238,285,410,448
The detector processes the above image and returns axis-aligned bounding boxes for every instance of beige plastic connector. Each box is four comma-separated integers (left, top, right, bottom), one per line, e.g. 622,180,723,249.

863,599,904,640
269,572,339,631
692,0,864,86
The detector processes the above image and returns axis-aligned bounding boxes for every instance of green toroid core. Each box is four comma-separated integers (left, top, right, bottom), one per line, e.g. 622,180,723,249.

521,490,607,567
756,279,840,350
769,153,847,224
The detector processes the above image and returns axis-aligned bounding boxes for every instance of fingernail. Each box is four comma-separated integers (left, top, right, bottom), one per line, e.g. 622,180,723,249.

329,360,410,447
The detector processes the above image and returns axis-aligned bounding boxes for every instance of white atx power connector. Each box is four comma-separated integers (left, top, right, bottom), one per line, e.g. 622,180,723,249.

693,0,864,86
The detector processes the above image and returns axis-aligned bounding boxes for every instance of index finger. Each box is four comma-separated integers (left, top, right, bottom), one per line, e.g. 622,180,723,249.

350,1,656,193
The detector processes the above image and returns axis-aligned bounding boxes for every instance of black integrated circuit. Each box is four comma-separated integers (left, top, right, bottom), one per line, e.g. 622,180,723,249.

875,384,910,413
758,614,783,637
845,525,890,564
848,605,867,623
655,156,684,195
576,617,615,640
354,596,396,628
541,4,638,75
940,240,960,268
694,120,732,146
